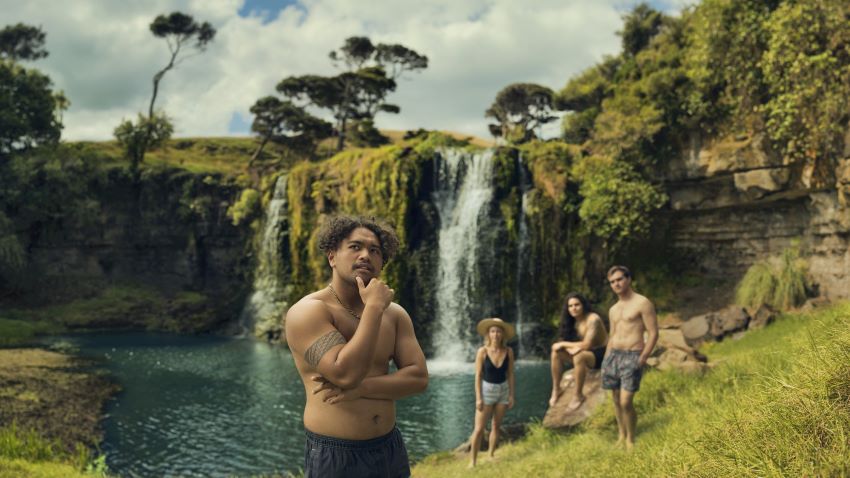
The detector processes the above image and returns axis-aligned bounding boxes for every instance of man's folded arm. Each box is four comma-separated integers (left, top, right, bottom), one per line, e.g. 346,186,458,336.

285,299,383,389
358,307,427,400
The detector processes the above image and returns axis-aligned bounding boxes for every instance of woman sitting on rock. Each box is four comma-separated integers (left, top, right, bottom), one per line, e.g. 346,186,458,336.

469,318,515,467
549,292,608,410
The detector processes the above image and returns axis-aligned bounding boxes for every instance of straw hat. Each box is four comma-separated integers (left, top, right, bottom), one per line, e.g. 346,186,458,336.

476,318,516,342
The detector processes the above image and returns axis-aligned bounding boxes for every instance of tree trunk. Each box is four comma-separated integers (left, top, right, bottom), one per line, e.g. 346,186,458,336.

337,116,347,151
249,134,271,167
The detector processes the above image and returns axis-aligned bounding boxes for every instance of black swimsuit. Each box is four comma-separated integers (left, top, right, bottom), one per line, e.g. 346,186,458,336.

483,353,509,384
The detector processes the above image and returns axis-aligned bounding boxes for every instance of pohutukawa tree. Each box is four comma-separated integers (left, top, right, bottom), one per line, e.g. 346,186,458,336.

486,83,558,144
146,12,215,120
114,12,216,179
0,23,48,61
0,23,65,157
248,96,333,165
266,36,427,151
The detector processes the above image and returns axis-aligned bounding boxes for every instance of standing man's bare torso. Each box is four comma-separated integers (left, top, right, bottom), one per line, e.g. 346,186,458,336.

608,294,651,351
290,290,401,440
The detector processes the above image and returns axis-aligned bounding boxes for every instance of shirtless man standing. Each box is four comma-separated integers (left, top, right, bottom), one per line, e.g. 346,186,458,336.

285,215,428,478
602,265,658,450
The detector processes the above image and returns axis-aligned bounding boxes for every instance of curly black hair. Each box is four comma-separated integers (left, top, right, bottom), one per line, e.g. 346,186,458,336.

317,215,400,263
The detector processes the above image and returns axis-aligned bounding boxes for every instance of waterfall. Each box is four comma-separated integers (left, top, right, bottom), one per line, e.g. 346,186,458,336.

514,153,532,358
431,149,495,363
238,174,290,339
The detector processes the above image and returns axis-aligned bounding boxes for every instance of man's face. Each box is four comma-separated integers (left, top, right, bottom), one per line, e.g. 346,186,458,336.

608,270,630,295
328,227,384,285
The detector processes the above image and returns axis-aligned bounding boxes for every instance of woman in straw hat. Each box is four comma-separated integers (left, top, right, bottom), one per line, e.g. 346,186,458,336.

468,317,515,467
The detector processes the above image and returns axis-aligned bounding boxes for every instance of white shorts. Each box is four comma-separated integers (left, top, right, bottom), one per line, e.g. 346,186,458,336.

481,380,509,405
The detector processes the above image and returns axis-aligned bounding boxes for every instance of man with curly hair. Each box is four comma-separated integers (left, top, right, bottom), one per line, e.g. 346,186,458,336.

285,215,428,478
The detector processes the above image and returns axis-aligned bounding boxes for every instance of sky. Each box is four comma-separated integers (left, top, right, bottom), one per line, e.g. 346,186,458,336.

2,0,695,141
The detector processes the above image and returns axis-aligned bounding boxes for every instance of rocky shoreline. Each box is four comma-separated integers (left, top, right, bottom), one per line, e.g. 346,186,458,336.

0,348,119,452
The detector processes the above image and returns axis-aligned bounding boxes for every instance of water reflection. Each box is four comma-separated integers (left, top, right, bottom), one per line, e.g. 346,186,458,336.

51,334,549,477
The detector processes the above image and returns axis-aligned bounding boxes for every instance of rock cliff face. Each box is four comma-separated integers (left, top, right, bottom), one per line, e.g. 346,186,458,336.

663,131,850,300
23,168,251,329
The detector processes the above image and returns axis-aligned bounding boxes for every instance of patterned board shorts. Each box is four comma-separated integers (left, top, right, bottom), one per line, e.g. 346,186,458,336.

601,349,643,392
482,380,510,405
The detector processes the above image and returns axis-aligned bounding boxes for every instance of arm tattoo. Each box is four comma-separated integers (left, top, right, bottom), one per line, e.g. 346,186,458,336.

305,330,346,367
587,318,601,340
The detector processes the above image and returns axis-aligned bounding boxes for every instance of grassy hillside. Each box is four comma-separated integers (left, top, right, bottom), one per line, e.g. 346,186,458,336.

413,302,850,477
72,130,493,178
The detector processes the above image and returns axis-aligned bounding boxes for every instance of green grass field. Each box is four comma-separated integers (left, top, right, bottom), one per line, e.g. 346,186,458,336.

413,302,850,477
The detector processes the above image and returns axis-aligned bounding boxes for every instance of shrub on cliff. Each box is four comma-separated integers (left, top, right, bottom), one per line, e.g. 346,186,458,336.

736,246,809,310
227,188,261,227
572,154,667,254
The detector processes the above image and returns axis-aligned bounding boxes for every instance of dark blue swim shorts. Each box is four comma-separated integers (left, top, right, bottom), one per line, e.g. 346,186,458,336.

304,426,410,478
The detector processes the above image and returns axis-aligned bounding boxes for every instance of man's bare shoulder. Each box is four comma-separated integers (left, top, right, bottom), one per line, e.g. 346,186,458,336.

285,295,333,330
387,302,412,323
633,293,654,308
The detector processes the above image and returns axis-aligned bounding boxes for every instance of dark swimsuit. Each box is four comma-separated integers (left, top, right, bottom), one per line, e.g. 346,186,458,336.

483,353,509,384
305,427,410,478
590,346,606,370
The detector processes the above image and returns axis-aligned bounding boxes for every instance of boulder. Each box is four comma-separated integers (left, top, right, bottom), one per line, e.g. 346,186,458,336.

681,314,709,340
733,168,791,199
801,296,831,312
657,328,694,354
543,371,605,429
709,306,750,338
658,313,684,329
654,348,709,374
748,303,777,330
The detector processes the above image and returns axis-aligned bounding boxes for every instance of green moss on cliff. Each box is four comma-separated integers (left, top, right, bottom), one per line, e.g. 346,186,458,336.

287,133,462,301
5,284,226,334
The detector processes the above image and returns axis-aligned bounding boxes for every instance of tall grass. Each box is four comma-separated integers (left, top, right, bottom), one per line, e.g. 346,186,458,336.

0,425,107,477
736,247,808,310
0,423,108,478
0,425,60,462
412,303,850,477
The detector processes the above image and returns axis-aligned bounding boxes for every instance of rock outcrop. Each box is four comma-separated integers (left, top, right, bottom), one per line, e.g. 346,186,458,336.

543,370,606,429
664,131,850,302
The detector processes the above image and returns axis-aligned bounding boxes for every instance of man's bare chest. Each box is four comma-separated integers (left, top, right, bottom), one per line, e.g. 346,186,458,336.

335,316,396,361
612,305,642,327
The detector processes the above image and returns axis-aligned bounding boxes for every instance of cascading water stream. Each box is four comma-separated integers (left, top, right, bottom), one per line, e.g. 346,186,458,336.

431,149,495,363
238,174,290,338
514,153,532,358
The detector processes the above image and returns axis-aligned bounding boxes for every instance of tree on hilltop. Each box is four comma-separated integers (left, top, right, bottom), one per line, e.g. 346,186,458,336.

114,12,216,180
0,23,64,157
0,23,48,61
267,36,427,152
248,96,333,165
485,83,557,144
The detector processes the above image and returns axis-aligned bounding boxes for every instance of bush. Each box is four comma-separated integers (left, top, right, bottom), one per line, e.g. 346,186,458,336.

735,261,776,309
572,155,666,253
227,188,260,226
736,247,808,310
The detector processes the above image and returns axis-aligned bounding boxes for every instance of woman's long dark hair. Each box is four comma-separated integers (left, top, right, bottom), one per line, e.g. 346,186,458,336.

557,292,592,341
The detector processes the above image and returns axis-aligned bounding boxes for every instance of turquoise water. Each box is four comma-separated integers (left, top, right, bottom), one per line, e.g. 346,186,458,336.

55,333,551,477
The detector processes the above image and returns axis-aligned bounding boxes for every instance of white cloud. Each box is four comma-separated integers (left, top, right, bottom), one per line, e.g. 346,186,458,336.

1,0,692,141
